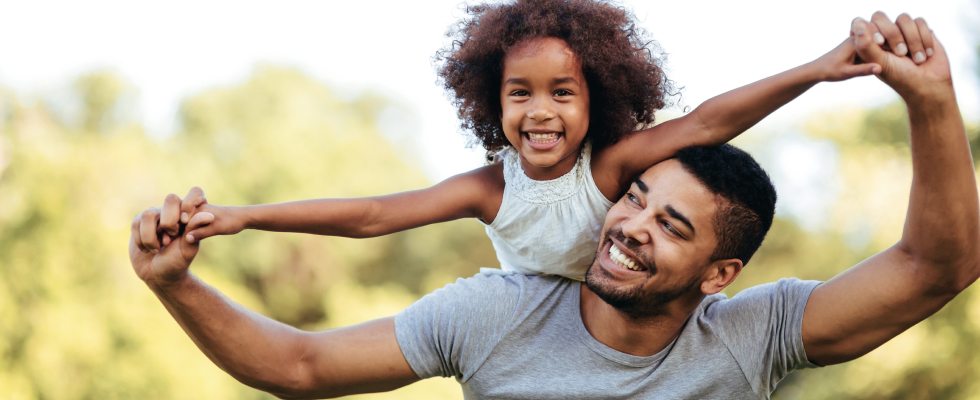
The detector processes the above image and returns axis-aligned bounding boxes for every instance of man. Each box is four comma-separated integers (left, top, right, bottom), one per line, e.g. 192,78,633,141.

130,14,979,399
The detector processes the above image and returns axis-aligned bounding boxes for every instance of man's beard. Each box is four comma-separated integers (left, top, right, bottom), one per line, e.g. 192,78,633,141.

585,228,703,321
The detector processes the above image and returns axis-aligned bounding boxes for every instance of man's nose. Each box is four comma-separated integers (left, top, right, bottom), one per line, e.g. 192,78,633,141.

527,97,556,121
620,210,653,245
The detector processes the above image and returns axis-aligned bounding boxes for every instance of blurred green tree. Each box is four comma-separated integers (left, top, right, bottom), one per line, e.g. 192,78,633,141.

0,67,493,399
74,71,126,132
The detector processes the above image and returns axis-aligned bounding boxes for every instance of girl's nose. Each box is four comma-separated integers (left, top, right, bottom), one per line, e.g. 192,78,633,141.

527,98,556,121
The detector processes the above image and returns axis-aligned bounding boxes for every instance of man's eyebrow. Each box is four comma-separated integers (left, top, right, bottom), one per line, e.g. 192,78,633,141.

665,205,695,235
633,178,649,194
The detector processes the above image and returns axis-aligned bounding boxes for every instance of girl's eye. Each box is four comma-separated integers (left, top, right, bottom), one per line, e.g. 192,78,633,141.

511,90,529,96
554,89,571,96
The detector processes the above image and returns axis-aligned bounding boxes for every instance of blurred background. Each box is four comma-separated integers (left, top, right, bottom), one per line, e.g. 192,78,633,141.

0,0,979,399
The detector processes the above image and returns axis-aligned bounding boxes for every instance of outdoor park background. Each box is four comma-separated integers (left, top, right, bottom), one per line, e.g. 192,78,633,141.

1,1,980,399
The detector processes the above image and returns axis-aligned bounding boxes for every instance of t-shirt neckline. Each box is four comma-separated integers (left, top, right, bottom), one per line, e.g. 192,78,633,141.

571,282,678,368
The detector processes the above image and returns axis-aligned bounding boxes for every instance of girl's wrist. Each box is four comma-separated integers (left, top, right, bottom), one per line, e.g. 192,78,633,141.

233,205,255,231
798,60,828,84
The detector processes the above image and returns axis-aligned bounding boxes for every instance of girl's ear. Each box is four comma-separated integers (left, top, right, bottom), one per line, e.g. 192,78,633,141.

700,259,743,295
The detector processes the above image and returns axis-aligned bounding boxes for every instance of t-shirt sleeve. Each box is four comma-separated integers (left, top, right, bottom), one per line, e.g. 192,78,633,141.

704,278,822,395
394,272,523,380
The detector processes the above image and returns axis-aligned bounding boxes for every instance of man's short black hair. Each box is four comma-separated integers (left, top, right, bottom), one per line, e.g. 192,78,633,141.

675,145,777,266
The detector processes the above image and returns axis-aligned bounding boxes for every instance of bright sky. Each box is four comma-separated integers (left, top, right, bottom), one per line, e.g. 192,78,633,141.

1,0,977,182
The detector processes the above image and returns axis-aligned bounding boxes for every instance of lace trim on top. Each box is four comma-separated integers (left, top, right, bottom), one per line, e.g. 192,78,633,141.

499,143,591,205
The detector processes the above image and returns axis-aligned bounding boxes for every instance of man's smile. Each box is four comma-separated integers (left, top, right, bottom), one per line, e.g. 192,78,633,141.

599,233,653,278
609,243,646,271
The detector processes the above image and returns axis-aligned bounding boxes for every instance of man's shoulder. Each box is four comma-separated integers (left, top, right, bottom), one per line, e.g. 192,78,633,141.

694,278,823,336
687,278,821,349
700,278,822,312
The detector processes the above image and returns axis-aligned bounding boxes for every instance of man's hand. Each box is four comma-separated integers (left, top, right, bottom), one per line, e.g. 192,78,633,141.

130,192,214,287
851,13,950,101
812,37,882,82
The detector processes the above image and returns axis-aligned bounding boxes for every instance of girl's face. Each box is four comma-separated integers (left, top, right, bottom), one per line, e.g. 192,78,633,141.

500,37,590,180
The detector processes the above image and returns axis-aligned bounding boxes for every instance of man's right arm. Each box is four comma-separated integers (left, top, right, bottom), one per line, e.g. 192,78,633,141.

131,201,419,399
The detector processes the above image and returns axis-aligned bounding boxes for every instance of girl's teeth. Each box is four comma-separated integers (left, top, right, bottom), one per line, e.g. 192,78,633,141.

527,133,559,143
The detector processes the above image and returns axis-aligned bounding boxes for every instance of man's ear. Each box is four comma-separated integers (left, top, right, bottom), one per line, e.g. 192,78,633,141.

700,259,743,295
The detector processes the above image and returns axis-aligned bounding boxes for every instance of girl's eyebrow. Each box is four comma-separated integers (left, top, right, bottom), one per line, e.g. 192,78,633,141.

504,76,579,86
552,77,579,85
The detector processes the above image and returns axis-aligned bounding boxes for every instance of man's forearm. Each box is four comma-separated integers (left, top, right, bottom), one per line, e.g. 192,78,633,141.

902,89,980,291
148,273,312,397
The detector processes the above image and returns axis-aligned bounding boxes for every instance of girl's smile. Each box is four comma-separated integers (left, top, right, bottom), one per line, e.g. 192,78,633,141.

523,129,562,150
500,37,590,181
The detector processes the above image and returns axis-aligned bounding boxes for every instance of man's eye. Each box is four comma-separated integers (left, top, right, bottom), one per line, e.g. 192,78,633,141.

663,221,678,235
626,193,639,204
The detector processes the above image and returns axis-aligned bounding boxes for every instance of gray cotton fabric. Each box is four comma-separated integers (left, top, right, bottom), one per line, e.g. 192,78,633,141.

395,272,822,400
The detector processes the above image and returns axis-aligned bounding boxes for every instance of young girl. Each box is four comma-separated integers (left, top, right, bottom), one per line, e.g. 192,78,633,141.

158,0,885,279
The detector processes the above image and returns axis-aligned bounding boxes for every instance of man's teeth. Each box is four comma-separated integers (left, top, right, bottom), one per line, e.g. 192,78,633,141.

527,132,559,143
609,244,642,271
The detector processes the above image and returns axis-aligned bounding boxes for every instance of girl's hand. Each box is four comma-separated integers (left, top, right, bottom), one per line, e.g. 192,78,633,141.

812,37,882,82
172,187,248,243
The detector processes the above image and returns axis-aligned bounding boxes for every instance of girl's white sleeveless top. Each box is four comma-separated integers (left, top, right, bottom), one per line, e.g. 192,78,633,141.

482,143,615,280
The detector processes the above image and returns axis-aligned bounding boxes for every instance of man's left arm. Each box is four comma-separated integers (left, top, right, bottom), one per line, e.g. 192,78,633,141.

802,13,980,366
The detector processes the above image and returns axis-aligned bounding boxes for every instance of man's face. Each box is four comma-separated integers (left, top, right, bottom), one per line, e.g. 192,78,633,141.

585,159,722,318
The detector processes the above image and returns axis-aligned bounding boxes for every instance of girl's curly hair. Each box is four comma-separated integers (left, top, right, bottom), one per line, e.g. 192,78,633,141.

436,0,674,160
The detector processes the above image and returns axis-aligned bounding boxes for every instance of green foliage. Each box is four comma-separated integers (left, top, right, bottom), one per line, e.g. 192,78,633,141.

74,71,126,132
859,101,910,146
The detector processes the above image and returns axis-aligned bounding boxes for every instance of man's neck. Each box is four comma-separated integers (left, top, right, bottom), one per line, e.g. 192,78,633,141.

579,285,704,357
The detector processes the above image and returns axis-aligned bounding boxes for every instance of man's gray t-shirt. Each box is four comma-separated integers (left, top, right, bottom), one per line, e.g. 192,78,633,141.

395,273,821,399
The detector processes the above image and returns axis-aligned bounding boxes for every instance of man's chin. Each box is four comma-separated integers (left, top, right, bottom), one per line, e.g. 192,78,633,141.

584,263,647,311
584,262,698,320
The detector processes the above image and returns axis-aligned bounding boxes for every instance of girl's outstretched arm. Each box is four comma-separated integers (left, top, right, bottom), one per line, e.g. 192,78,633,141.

592,38,889,198
147,165,504,248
